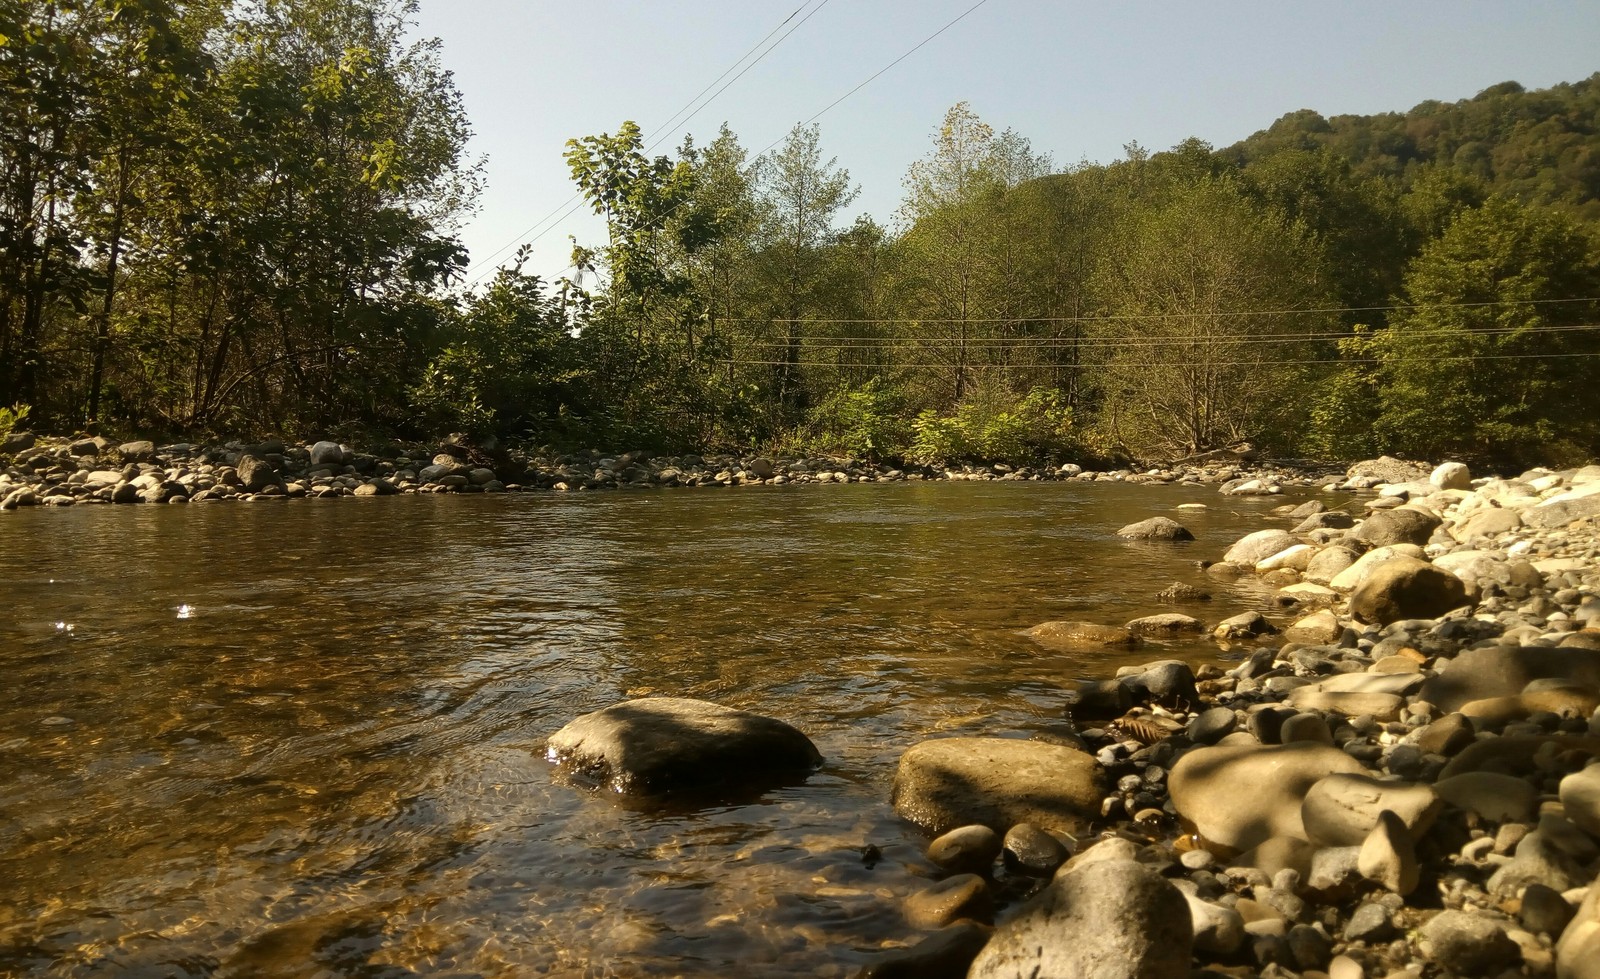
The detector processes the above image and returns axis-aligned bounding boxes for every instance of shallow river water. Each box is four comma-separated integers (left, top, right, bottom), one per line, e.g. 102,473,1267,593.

0,481,1310,977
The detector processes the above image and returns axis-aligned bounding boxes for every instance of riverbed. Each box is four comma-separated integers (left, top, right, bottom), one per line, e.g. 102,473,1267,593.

0,482,1309,977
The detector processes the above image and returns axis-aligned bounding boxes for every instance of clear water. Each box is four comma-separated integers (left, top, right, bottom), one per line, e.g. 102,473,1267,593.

0,481,1304,977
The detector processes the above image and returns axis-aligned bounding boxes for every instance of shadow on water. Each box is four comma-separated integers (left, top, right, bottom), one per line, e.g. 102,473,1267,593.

0,481,1315,976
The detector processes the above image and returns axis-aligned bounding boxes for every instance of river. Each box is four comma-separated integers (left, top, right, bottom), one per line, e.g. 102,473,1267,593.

0,481,1304,977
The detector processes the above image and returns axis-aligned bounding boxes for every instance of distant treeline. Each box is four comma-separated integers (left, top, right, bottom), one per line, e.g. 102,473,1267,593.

3,1,1598,469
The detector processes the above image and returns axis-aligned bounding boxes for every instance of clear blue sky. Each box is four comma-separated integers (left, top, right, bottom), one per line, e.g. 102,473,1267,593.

410,0,1600,287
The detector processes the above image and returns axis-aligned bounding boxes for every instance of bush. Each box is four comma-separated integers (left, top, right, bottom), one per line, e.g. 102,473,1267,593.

0,403,30,441
909,385,1075,465
801,379,912,460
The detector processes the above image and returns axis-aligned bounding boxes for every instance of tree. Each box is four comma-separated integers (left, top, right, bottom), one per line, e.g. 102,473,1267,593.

1370,195,1600,467
1090,176,1335,458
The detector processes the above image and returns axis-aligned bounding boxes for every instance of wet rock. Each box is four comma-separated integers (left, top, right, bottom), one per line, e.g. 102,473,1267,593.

1224,529,1302,567
1419,910,1521,975
1125,613,1205,637
1064,679,1133,720
1118,517,1195,541
1301,774,1441,848
1026,620,1140,651
1215,611,1277,641
1348,557,1469,625
1168,743,1368,852
892,737,1105,836
1158,582,1212,602
904,873,992,929
1357,810,1419,895
1285,609,1343,645
1489,821,1592,895
1435,772,1539,823
967,859,1192,979
862,921,992,979
1125,660,1200,708
927,825,1002,875
545,697,822,795
1002,823,1069,877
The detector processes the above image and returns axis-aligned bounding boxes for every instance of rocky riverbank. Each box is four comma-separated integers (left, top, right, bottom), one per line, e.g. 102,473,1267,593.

0,430,1341,510
540,456,1600,978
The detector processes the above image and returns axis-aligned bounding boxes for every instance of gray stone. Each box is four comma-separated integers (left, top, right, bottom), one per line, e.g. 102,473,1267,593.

1421,646,1600,713
1224,529,1302,566
1188,707,1237,745
1521,883,1577,937
927,824,1002,875
1357,810,1419,895
892,737,1105,836
1489,824,1591,896
1419,910,1521,975
1214,611,1277,641
1347,456,1431,485
1432,461,1472,491
236,454,282,493
1126,660,1200,708
1168,743,1368,852
1117,516,1195,541
116,440,155,462
545,697,821,795
1348,557,1469,625
967,859,1193,979
1416,712,1477,756
1344,901,1395,942
309,440,346,466
1351,507,1442,548
904,873,992,929
1279,713,1333,746
1002,823,1069,877
1525,484,1600,530
1557,884,1600,979
862,921,992,979
1558,762,1600,840
1064,679,1133,720
1301,774,1441,848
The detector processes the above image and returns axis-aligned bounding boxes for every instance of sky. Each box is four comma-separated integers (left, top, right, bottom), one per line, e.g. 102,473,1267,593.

409,1,1600,289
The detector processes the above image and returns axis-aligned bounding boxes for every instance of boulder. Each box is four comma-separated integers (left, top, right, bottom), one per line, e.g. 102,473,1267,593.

1026,621,1140,651
545,697,821,795
1305,546,1361,585
1557,885,1600,979
967,859,1193,979
1117,517,1195,542
1453,507,1524,541
309,440,346,466
1431,461,1472,491
1125,613,1204,636
116,440,155,462
1356,508,1446,547
862,921,992,979
1328,544,1427,592
1439,735,1600,781
1126,660,1200,709
1064,679,1133,720
1284,609,1342,645
1558,763,1600,840
236,454,282,493
1002,823,1069,877
1168,743,1368,852
1420,646,1600,713
1348,557,1469,625
1214,611,1276,642
1524,482,1600,530
1286,672,1421,720
1420,910,1520,975
892,737,1104,836
1224,529,1301,567
1301,774,1441,848
1347,456,1431,486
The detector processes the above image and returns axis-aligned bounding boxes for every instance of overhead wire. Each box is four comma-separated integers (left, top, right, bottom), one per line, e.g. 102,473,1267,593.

713,351,1600,369
511,0,1003,288
460,0,833,285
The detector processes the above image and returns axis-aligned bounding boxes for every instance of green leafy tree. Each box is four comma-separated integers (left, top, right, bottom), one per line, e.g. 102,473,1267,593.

1371,195,1600,467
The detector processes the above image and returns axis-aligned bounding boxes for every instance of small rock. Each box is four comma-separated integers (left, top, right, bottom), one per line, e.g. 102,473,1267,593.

927,825,1002,876
904,874,992,929
1118,516,1195,541
1419,910,1520,975
1357,810,1420,895
1002,823,1068,877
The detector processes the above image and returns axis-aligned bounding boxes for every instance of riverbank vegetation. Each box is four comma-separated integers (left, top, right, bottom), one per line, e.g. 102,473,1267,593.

4,1,1599,470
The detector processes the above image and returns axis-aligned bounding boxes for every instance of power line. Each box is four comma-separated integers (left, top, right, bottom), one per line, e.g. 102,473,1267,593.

461,0,833,285
725,322,1600,349
719,296,1600,327
713,351,1600,369
519,0,1002,287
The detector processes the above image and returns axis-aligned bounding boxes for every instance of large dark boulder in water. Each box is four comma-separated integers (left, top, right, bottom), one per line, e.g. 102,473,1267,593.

545,697,822,795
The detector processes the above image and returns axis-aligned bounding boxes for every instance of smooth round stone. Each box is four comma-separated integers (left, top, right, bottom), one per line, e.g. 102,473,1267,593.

1435,772,1540,824
904,873,992,929
1301,773,1441,848
1280,713,1334,745
1357,810,1419,895
1344,901,1395,942
928,824,1002,875
1001,823,1068,877
1558,763,1600,839
1419,910,1520,975
1168,743,1367,852
893,738,1104,836
1188,707,1238,745
1519,882,1576,937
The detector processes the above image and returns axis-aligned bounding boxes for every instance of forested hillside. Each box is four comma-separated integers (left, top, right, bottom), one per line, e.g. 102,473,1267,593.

3,0,1597,470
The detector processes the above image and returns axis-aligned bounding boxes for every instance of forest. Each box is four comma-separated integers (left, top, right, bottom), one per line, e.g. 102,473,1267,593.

4,0,1600,470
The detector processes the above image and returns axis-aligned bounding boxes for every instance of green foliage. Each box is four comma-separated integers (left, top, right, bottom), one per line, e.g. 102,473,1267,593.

0,403,30,440
1367,196,1600,468
800,378,910,460
1303,329,1382,460
909,385,1075,465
